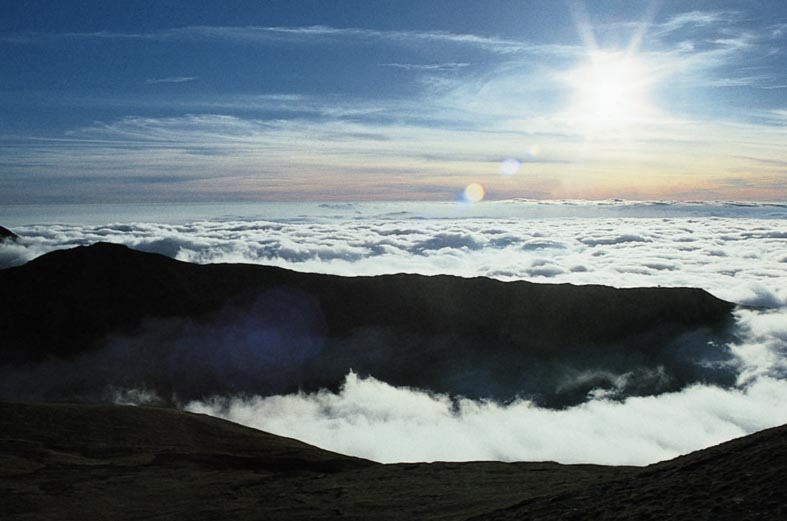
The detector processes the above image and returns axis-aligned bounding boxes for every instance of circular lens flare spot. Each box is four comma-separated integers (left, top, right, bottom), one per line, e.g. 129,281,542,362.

464,182,485,203
499,158,521,176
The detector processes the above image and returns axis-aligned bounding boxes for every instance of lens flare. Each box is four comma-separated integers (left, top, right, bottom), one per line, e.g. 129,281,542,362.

463,183,485,203
499,158,521,176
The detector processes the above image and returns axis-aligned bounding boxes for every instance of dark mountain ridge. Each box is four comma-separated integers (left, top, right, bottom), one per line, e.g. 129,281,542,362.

0,225,18,241
0,242,737,405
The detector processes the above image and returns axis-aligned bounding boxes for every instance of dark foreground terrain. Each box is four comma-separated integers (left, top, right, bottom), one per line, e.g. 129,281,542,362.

0,242,736,406
2,402,785,520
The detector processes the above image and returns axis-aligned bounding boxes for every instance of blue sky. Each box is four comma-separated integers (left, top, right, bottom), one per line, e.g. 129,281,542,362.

2,0,786,203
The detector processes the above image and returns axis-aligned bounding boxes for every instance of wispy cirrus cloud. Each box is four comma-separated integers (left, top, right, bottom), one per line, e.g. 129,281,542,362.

588,9,782,90
144,76,198,85
770,109,787,120
771,23,787,38
2,9,785,204
2,102,785,204
2,12,777,95
1,24,576,56
379,62,471,72
652,10,742,36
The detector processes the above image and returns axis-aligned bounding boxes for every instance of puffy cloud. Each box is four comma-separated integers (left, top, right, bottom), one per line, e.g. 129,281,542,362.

183,306,787,465
186,371,787,466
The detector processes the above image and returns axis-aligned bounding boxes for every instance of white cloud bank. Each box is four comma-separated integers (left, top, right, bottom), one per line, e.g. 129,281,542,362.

186,371,787,466
3,201,786,307
3,200,787,465
185,306,787,466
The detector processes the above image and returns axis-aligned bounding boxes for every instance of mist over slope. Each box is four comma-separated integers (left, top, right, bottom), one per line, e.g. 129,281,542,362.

0,243,734,408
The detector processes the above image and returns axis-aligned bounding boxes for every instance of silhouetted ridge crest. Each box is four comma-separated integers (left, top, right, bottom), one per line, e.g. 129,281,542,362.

0,225,18,241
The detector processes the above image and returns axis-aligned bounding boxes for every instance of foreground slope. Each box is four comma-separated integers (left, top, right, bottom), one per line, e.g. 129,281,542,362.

472,421,787,521
0,242,736,405
2,401,786,520
0,402,630,521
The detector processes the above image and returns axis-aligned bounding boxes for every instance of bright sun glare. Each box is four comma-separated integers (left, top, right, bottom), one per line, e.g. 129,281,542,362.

565,52,656,134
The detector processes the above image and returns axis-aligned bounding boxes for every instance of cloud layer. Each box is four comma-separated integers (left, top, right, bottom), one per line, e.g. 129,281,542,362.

186,368,787,465
187,306,787,466
3,201,787,464
3,201,786,307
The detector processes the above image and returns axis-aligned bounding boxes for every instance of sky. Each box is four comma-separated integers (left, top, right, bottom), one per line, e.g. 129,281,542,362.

2,0,787,204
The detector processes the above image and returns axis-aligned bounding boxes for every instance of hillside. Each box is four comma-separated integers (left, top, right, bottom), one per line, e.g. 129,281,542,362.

472,421,787,520
0,401,630,521
2,401,785,520
0,242,736,406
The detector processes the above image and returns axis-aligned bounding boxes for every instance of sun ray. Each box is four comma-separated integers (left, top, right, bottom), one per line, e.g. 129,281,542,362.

561,2,664,138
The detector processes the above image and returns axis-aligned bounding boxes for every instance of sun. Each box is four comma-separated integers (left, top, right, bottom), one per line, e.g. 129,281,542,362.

564,52,656,134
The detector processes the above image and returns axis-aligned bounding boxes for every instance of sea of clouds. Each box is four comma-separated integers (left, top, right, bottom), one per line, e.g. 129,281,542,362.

2,200,787,464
